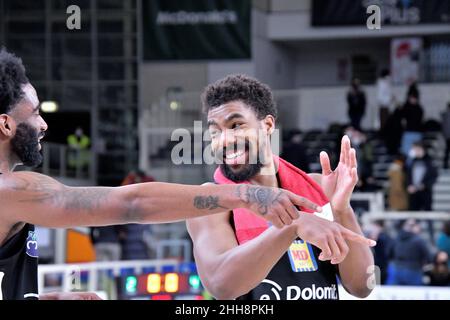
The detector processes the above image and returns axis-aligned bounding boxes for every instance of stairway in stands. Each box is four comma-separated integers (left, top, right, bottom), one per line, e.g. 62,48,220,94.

433,170,450,212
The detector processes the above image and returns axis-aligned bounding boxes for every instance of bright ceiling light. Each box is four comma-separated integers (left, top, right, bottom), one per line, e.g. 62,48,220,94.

40,101,59,113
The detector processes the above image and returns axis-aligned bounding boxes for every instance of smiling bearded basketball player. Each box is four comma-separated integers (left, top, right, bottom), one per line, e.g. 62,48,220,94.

187,75,376,300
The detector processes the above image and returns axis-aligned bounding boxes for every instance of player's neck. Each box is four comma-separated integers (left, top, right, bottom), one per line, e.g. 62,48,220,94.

0,145,17,173
249,154,279,188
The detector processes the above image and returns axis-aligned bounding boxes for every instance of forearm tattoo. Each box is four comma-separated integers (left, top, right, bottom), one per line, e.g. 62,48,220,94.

193,196,227,210
235,185,283,216
12,174,111,211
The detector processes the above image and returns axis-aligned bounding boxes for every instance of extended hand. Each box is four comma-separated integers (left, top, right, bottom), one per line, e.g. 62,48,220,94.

319,135,358,213
294,212,376,264
236,185,322,228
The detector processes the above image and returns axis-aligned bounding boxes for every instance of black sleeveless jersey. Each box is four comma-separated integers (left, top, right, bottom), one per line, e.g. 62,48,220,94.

230,216,340,301
0,223,39,300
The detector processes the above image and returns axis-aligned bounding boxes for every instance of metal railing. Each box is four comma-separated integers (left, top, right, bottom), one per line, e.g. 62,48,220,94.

362,211,450,223
41,142,95,182
351,192,385,213
155,239,192,263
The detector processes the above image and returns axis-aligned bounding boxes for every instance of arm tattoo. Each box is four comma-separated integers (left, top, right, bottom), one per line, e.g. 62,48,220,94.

13,175,111,211
193,196,228,210
236,185,284,216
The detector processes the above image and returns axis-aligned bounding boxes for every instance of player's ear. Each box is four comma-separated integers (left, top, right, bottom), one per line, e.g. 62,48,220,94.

262,115,275,135
0,114,16,138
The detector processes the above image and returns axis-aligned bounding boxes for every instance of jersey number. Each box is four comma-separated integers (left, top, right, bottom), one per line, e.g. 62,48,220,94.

0,272,4,300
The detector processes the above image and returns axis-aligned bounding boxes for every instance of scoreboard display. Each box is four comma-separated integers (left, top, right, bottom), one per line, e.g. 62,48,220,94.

118,272,208,300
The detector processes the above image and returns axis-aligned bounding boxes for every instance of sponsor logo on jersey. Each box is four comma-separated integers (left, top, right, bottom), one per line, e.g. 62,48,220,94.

258,279,338,300
26,231,38,258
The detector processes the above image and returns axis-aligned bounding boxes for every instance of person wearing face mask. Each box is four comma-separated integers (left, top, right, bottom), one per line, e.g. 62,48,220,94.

406,142,438,240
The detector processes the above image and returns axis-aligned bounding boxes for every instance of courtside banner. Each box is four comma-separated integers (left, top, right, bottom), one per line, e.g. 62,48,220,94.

142,0,251,60
312,0,450,26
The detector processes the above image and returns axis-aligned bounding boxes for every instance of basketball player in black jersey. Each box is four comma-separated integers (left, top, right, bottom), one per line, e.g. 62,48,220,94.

0,49,326,300
187,75,377,300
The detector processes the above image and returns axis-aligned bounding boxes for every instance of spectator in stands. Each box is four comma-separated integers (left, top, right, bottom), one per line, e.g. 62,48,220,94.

423,251,450,286
436,221,450,267
345,127,376,191
120,224,151,260
376,69,394,130
67,126,91,173
120,170,155,260
406,141,437,210
366,220,393,284
281,130,310,172
347,78,366,131
400,91,424,157
387,219,432,286
406,141,438,240
387,154,408,211
90,226,124,261
381,103,404,155
441,102,450,169
407,80,420,102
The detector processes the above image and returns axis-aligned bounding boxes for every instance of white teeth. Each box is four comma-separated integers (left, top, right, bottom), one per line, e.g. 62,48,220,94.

225,150,244,159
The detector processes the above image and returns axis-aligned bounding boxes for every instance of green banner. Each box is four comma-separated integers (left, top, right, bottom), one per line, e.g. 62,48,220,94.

142,0,251,61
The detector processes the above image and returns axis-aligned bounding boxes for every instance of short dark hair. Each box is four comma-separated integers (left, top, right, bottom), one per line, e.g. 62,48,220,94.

201,74,278,119
412,140,425,149
0,48,29,114
380,69,390,78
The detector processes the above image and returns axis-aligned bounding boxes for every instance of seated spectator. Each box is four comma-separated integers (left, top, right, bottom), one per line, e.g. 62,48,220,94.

387,219,432,286
423,251,450,286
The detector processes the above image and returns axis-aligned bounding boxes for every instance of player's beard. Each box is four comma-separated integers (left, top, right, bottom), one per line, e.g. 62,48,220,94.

219,140,264,182
10,122,43,167
220,162,263,182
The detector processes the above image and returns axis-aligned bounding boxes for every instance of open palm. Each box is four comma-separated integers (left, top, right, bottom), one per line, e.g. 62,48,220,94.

319,136,358,212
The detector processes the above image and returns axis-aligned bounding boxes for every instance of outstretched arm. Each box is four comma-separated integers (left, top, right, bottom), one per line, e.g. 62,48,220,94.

0,171,320,229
